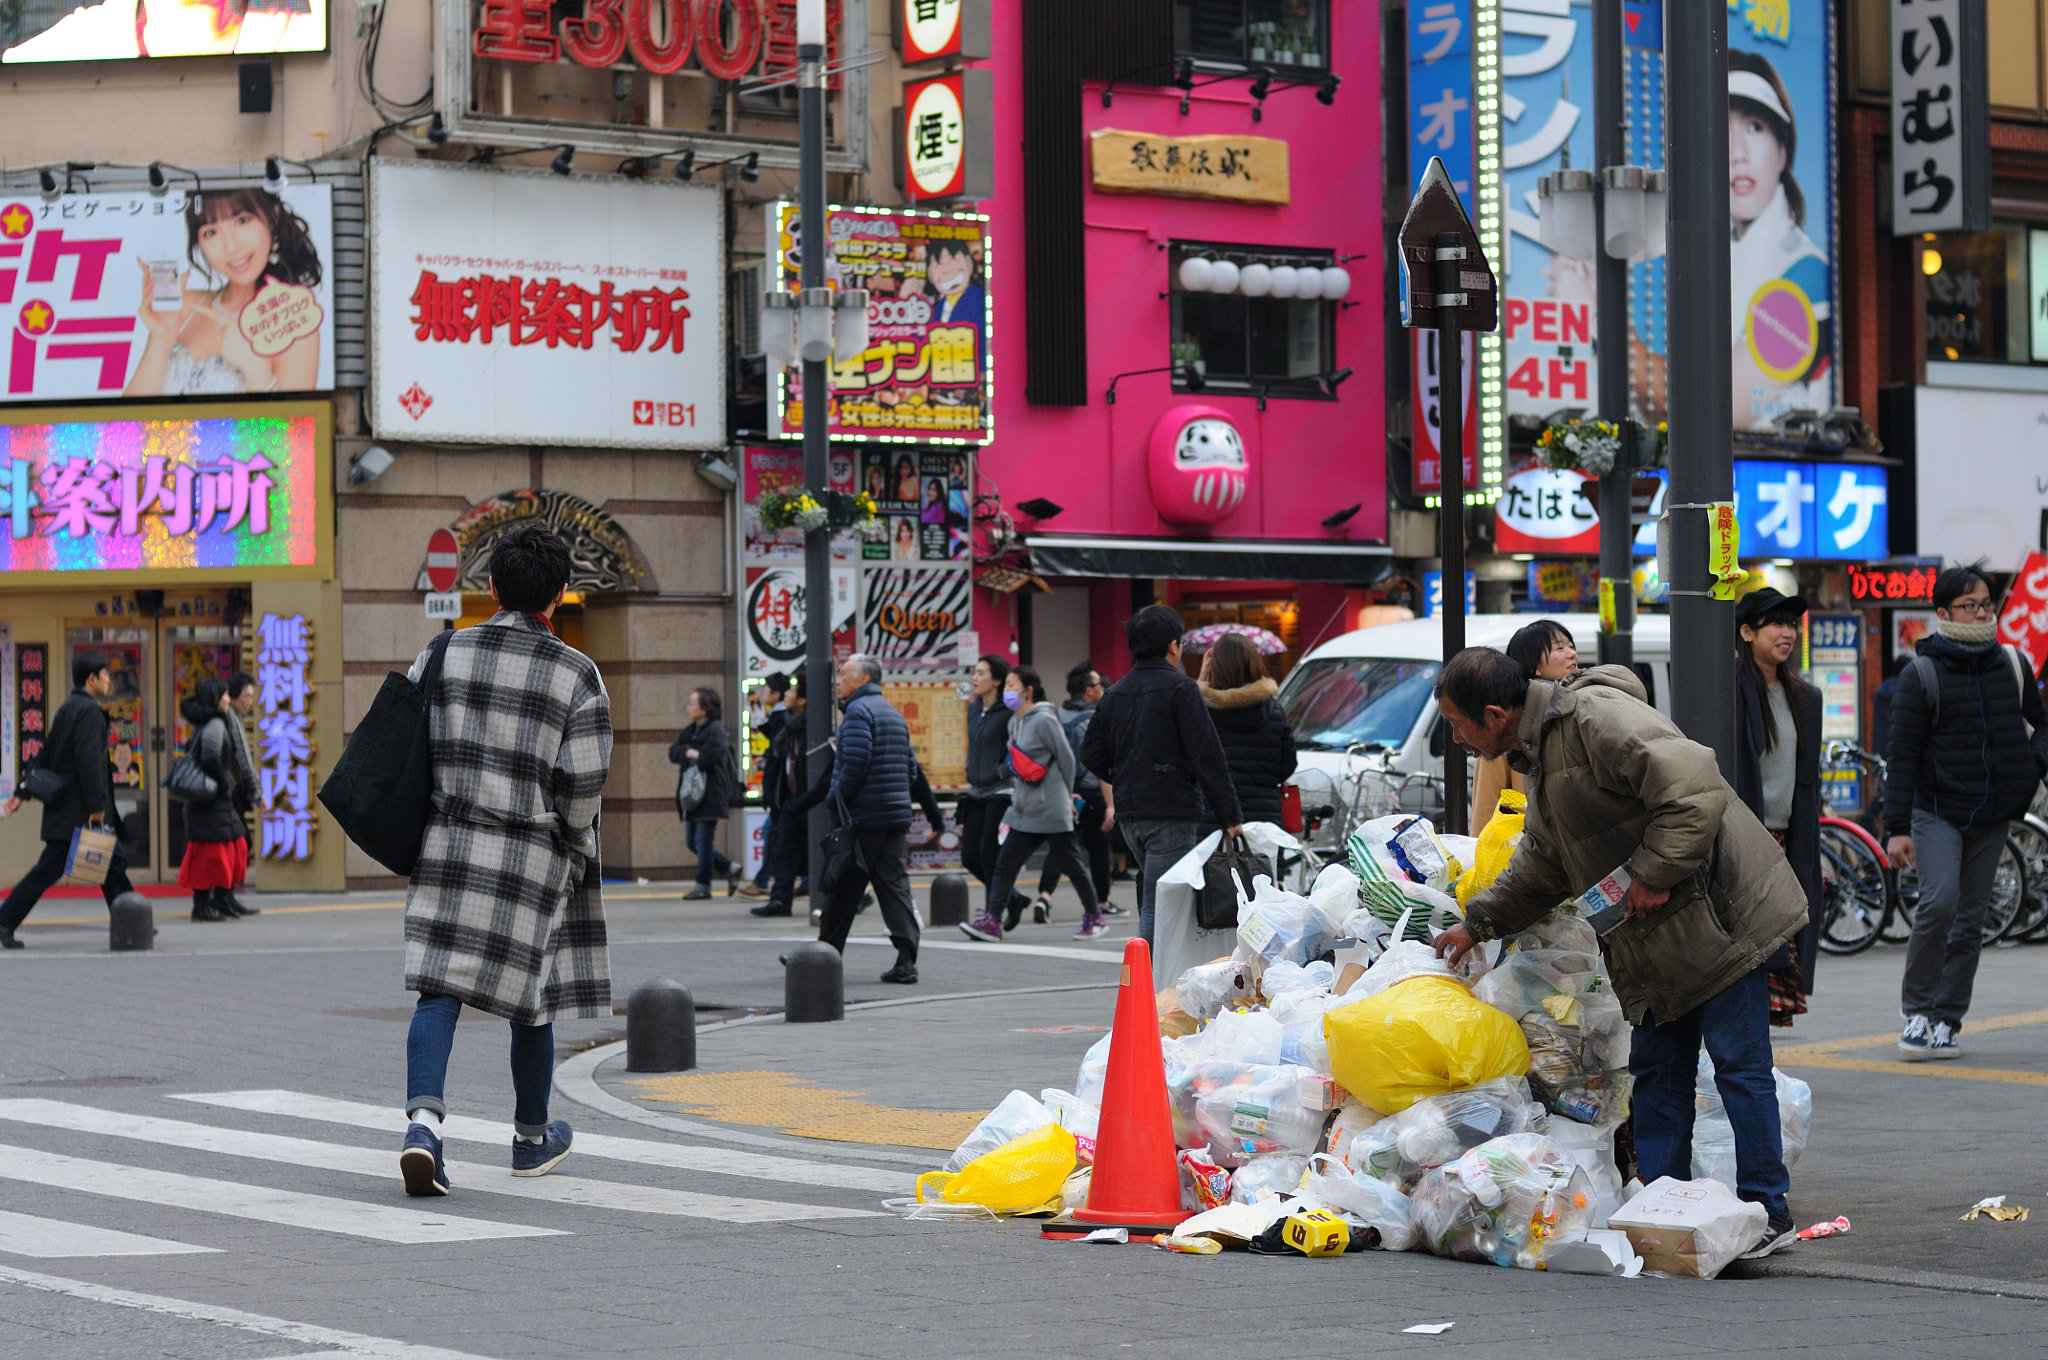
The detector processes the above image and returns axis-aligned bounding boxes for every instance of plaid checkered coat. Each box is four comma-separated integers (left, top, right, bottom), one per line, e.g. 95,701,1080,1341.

402,611,614,1025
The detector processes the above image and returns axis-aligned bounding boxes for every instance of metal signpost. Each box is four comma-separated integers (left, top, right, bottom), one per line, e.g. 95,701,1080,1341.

1400,157,1498,836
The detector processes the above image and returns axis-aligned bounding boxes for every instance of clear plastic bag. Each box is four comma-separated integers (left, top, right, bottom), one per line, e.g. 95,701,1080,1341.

1540,1116,1624,1228
1301,1152,1418,1251
1229,1153,1310,1204
1322,1099,1384,1173
1260,959,1336,996
1184,1006,1284,1066
1193,1062,1330,1166
1075,1035,1112,1105
1408,1132,1597,1269
1501,909,1601,958
1270,987,1345,1076
1345,1076,1543,1192
1474,948,1632,1128
1308,863,1365,939
944,1090,1052,1173
1039,1088,1101,1148
1232,878,1332,971
1691,1055,1813,1189
1175,958,1254,1021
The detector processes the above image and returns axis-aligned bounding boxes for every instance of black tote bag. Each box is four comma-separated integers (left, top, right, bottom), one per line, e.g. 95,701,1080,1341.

316,631,453,876
1196,833,1271,931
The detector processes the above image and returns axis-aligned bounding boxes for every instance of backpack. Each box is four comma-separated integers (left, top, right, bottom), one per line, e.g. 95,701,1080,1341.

1062,707,1099,792
1910,645,2034,736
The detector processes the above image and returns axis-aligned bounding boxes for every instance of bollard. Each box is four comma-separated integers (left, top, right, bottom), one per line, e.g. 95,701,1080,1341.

928,872,970,926
108,892,154,952
783,941,844,1023
625,977,696,1072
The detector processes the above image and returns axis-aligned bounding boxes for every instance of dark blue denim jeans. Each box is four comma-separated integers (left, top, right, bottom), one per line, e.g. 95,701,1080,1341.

687,818,736,890
1628,964,1789,1220
405,994,555,1137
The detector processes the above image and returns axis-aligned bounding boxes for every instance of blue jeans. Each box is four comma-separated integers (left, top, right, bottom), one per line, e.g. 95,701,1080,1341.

1901,809,2008,1030
1629,964,1789,1220
1116,818,1206,948
405,994,554,1136
687,818,736,890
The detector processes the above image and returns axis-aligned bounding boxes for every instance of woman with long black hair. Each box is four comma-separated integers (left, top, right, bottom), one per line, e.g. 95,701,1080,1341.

1732,589,1824,1026
671,687,740,900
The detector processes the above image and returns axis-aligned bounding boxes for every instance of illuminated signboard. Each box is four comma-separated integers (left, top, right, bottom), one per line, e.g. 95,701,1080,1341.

1846,562,1938,605
252,611,315,860
0,402,330,584
2,0,327,62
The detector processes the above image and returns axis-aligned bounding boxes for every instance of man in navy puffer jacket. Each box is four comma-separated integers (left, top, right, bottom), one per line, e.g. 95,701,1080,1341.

818,655,921,983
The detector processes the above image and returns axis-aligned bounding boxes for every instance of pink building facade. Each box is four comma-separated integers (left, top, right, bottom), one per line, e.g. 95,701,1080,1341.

973,1,1386,683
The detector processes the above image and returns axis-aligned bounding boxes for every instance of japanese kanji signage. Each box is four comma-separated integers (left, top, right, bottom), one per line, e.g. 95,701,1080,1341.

1890,0,1991,235
0,403,329,585
1732,460,1889,561
251,612,315,861
895,0,986,63
902,70,994,203
0,187,335,404
15,642,45,778
771,205,990,444
1088,130,1290,206
370,159,725,450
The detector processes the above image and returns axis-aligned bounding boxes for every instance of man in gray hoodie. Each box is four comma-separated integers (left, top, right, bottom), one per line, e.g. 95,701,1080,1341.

960,665,1107,942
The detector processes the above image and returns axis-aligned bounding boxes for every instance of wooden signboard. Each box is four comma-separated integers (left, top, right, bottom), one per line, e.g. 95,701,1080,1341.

1089,129,1290,205
881,682,968,789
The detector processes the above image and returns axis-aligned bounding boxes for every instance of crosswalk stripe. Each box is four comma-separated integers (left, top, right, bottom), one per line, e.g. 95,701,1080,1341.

176,1089,908,1194
0,1208,217,1258
0,1263,502,1359
0,1142,557,1245
0,1099,880,1225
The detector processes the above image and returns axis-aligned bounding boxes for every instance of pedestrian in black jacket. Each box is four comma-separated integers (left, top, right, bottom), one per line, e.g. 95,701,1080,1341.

1081,606,1243,945
0,652,136,947
1885,565,2048,1060
742,671,790,900
961,653,1028,921
671,689,739,900
177,679,259,923
752,680,811,917
1198,631,1298,826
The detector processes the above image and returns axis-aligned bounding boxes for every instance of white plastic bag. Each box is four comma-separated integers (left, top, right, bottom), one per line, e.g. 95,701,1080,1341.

944,1090,1053,1173
1541,1116,1624,1228
1301,1152,1418,1251
1345,939,1456,1001
1075,1035,1112,1105
1186,1006,1285,1066
1193,1062,1328,1166
1229,1153,1310,1204
1691,1055,1812,1189
1175,958,1254,1021
1308,863,1363,938
1346,1076,1544,1193
1232,878,1330,971
1039,1088,1101,1146
1408,1132,1597,1269
1260,959,1336,996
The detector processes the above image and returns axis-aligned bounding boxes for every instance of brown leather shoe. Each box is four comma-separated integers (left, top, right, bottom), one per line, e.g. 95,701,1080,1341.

737,883,771,899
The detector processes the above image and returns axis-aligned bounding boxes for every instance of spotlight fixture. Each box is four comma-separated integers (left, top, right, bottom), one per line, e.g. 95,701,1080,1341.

1016,497,1064,520
739,150,760,183
673,149,697,181
427,112,448,144
263,156,284,195
551,145,575,176
1321,503,1362,529
694,452,739,492
347,445,396,485
38,168,60,204
147,162,168,197
1316,74,1341,106
618,157,650,179
1317,366,1354,397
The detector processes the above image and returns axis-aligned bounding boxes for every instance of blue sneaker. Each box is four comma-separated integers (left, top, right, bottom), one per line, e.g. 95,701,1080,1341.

511,1120,573,1177
399,1123,449,1197
1898,1014,1935,1060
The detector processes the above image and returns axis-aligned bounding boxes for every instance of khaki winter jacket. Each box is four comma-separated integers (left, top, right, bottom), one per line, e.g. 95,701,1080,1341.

1463,666,1808,1025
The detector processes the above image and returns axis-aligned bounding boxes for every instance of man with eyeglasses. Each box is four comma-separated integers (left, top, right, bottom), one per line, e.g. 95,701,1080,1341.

1885,565,2048,1060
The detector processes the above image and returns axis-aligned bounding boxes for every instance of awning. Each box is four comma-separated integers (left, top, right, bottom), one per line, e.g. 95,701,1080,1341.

1024,535,1394,583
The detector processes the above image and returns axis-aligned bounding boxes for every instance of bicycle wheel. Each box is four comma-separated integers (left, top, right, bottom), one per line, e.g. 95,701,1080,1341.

1817,823,1890,956
2002,819,2048,942
1983,838,2029,945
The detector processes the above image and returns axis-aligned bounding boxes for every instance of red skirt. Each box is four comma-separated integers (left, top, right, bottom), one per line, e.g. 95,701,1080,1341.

178,837,249,891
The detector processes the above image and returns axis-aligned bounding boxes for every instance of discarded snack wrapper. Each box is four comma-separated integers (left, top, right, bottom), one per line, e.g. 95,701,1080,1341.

1153,1233,1224,1254
1960,1196,2029,1223
1797,1216,1851,1240
1080,1227,1130,1244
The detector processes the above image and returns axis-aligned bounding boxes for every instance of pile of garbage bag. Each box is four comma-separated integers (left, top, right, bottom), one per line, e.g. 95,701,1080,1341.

915,815,1813,1280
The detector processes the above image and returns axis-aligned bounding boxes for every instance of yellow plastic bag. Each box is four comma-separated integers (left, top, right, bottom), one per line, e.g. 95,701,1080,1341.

915,1123,1078,1215
1458,788,1526,906
1323,975,1531,1115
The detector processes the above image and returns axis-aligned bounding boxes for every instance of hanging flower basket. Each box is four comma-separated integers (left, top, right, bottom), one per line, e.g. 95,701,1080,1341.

1535,418,1623,477
758,487,884,537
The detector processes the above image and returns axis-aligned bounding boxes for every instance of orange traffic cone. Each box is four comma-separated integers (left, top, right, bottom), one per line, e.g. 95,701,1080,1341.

1045,937,1185,1239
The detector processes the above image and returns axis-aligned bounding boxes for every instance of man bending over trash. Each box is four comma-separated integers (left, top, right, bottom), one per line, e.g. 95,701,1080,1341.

1431,646,1807,1260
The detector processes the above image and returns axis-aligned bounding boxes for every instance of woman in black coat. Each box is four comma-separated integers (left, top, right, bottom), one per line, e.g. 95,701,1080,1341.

177,678,256,922
1198,631,1297,825
670,687,739,900
1731,589,1824,1027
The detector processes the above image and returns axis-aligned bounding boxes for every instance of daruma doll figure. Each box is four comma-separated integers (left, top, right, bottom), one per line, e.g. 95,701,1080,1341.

1149,405,1248,525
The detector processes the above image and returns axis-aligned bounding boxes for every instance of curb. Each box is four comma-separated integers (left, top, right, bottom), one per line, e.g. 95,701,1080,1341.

1733,1255,2048,1300
553,979,1118,1169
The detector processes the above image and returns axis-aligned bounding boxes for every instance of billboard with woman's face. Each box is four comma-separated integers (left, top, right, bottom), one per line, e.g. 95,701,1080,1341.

1,185,334,401
3,0,325,63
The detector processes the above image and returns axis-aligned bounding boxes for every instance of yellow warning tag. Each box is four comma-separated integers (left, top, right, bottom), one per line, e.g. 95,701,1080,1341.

1708,503,1745,601
1598,577,1617,633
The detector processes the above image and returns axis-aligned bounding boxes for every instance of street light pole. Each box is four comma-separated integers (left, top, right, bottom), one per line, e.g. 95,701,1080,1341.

1591,0,1633,670
798,0,832,887
1664,0,1736,776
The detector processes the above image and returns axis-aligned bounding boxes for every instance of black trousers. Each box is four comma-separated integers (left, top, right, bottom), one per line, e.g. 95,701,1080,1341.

996,828,1099,917
1037,795,1112,904
816,829,920,966
766,804,804,907
0,836,135,932
959,794,1010,886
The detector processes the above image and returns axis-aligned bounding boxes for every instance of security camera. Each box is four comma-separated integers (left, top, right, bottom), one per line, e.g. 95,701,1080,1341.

695,454,739,492
348,445,396,484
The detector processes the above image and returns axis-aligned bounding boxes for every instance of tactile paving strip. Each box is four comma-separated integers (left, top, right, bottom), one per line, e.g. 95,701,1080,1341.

622,1070,986,1150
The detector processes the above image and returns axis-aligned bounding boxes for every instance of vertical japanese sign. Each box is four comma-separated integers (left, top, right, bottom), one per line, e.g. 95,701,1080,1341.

1890,0,1990,236
1997,553,2048,674
16,643,46,776
253,612,314,860
370,158,726,450
771,204,991,443
1407,0,1475,497
0,624,11,800
0,188,334,403
739,444,859,681
902,70,995,203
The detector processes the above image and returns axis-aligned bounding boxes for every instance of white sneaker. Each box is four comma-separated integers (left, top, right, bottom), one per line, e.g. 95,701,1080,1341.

1898,1014,1935,1060
1031,894,1053,924
1928,1021,1963,1060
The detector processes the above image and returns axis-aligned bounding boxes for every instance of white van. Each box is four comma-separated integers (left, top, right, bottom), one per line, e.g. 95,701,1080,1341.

1275,614,1672,853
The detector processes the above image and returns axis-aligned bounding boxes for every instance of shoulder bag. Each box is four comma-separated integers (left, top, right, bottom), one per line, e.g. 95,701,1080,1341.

1196,832,1272,931
315,630,455,876
817,788,864,899
675,765,707,817
19,702,73,804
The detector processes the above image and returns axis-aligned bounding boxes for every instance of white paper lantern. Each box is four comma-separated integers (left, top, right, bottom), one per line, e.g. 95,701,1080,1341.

1268,265,1300,298
1239,263,1273,297
1209,259,1241,294
1178,256,1215,292
1293,267,1325,300
1320,265,1352,300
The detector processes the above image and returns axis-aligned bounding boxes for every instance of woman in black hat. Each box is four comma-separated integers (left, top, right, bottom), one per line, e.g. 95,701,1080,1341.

1733,588,1824,1026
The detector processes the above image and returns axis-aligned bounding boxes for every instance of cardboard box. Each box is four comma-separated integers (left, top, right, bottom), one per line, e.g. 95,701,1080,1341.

1607,1177,1767,1279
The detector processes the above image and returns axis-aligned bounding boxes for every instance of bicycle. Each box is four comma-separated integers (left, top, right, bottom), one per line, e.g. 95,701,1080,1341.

1816,744,1895,956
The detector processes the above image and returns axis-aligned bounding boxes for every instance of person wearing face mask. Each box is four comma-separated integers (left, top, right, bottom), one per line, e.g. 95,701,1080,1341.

960,654,1029,922
1473,620,1580,837
1885,565,2048,1060
1732,590,1824,1028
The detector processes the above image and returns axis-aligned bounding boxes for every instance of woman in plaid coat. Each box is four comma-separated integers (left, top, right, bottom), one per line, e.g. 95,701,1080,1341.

397,524,614,1197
